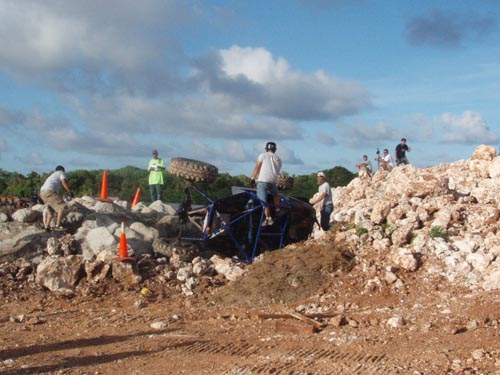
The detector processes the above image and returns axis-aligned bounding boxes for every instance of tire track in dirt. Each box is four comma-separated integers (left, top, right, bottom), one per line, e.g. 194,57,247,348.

155,337,398,374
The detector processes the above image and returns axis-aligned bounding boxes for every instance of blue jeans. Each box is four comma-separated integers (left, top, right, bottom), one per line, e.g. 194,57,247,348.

256,182,278,203
321,204,333,231
150,184,163,202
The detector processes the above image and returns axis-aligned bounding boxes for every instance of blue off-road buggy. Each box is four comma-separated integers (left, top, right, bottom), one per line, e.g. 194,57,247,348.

169,158,317,263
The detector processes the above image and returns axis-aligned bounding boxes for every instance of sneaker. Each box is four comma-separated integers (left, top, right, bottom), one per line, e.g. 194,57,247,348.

261,218,268,227
52,226,65,231
266,217,274,226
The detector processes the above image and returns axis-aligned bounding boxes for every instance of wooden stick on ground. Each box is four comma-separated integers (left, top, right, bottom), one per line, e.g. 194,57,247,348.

276,306,325,330
257,312,337,320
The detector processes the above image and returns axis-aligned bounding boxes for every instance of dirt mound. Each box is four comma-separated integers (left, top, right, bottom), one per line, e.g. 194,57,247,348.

213,235,356,307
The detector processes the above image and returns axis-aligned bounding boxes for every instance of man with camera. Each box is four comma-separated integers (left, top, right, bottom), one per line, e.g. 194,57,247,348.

375,149,394,171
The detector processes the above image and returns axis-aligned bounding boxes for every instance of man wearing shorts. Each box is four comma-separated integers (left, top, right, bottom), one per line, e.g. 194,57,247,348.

40,165,72,231
251,142,282,226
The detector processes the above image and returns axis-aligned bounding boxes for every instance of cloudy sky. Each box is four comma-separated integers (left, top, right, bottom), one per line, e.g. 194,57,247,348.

1,0,500,177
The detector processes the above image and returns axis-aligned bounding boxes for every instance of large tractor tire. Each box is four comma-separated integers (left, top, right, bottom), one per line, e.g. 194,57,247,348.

169,157,218,183
277,174,294,190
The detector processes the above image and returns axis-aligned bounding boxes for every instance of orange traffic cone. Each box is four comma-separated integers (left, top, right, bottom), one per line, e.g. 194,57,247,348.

119,222,128,258
97,170,112,202
117,222,134,261
131,187,141,208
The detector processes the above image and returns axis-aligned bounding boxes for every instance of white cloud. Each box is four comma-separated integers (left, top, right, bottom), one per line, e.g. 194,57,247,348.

220,47,290,84
0,0,185,92
436,111,500,144
0,1,372,174
193,45,372,121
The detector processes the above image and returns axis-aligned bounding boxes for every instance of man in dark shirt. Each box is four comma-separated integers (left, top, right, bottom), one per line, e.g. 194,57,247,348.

395,138,411,166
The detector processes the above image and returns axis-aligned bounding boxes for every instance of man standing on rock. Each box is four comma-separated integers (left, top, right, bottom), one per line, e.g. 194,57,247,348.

251,141,282,227
309,172,333,231
148,149,166,202
40,165,72,232
395,138,411,166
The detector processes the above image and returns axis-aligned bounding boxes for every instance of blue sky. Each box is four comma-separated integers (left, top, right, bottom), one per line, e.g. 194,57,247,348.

1,0,500,177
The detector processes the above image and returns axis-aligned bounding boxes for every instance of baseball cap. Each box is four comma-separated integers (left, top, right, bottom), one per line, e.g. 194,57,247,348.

317,172,326,178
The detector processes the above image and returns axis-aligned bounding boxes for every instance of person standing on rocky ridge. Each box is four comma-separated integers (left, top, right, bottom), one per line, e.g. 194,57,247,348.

395,138,411,166
309,172,333,231
375,149,394,171
40,165,72,232
148,149,166,202
356,155,373,177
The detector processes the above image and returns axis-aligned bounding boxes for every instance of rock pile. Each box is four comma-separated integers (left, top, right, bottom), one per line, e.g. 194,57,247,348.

2,144,500,297
0,196,245,295
326,144,500,291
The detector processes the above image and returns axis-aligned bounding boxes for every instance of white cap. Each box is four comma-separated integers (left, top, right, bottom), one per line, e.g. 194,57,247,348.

317,172,326,178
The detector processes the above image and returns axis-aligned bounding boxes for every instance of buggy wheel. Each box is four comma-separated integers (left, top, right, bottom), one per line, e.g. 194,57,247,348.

169,157,218,183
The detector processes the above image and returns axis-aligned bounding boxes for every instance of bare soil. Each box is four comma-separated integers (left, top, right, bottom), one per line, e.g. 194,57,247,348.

1,234,500,375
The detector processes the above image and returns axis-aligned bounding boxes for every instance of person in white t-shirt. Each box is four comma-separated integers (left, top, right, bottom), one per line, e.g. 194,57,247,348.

356,155,373,177
40,165,72,231
309,172,333,231
375,149,394,171
251,142,282,227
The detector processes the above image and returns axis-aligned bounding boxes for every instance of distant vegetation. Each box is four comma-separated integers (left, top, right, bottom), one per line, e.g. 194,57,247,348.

0,166,356,205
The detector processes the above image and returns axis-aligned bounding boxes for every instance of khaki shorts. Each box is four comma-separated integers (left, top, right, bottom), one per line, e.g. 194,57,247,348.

40,190,66,212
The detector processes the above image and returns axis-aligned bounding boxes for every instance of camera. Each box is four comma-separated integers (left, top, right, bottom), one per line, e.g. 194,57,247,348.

376,148,380,155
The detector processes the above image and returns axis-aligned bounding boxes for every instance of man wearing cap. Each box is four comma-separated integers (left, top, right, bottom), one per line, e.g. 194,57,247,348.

309,172,333,231
40,165,72,231
148,149,166,202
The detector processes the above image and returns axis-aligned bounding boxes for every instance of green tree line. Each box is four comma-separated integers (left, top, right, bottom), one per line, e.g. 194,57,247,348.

0,166,356,205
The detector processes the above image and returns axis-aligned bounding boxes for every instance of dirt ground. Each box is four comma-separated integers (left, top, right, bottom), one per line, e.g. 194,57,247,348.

1,234,500,375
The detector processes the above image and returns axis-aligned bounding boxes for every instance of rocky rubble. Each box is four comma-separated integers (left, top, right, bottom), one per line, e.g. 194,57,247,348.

325,144,500,291
0,195,245,296
1,144,500,300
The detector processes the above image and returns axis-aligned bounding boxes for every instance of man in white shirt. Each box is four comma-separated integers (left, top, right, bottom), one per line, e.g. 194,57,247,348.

309,172,333,231
356,155,373,177
251,142,282,226
375,149,394,171
40,165,72,231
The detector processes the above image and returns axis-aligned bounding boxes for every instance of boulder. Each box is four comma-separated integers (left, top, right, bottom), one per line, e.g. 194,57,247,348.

111,260,141,286
85,227,117,257
12,208,40,223
36,255,85,294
